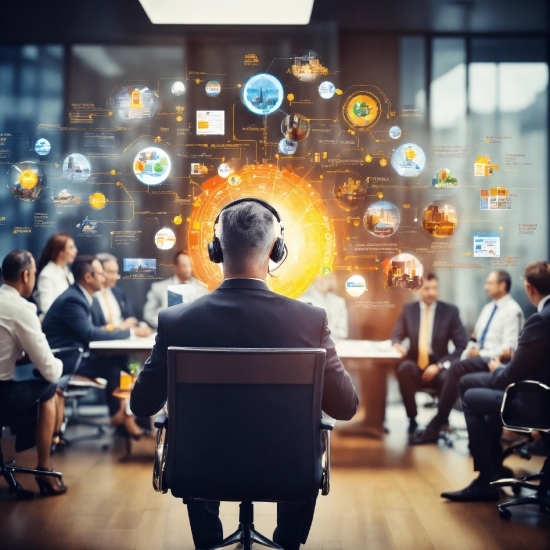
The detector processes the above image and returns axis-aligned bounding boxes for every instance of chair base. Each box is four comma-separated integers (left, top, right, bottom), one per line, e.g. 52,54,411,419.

1,457,62,500
209,502,282,550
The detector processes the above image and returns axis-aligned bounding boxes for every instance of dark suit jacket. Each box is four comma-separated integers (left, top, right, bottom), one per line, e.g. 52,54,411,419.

43,284,131,351
490,299,550,389
130,278,359,421
390,300,467,365
91,286,133,327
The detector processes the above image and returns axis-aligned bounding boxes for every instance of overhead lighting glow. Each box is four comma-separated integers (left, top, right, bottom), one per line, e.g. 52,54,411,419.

138,0,315,25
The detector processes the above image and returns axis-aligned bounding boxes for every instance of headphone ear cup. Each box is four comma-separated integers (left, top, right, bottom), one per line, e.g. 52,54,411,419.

208,237,223,263
270,238,285,263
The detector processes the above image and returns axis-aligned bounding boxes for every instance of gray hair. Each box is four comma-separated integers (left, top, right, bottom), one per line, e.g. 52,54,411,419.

218,201,275,272
96,252,118,266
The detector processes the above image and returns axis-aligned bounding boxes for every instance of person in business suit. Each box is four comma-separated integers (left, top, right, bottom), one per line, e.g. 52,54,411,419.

43,255,151,434
142,250,208,329
92,253,138,330
441,261,550,501
411,270,524,444
130,199,359,550
391,273,468,436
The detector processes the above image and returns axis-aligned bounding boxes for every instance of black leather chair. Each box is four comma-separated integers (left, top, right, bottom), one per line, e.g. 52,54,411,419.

491,380,550,519
153,347,333,550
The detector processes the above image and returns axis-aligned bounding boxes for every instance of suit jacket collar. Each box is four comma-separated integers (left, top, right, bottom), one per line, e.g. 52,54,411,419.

218,278,269,291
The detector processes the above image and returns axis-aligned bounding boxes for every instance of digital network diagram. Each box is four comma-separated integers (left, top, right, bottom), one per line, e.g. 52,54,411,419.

0,48,539,306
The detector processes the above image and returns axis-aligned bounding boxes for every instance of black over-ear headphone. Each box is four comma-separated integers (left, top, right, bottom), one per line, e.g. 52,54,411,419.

207,198,286,264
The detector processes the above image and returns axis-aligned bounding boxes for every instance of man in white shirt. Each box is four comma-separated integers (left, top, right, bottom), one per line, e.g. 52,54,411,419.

299,274,349,339
143,250,208,329
93,253,139,331
0,250,67,494
411,270,524,445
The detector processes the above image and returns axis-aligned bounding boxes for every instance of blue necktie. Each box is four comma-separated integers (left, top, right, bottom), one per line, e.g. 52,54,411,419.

479,304,497,349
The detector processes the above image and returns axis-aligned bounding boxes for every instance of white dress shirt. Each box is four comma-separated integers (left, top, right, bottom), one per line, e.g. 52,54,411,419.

298,287,349,339
419,300,437,355
472,294,524,359
537,294,550,312
0,284,63,382
95,288,123,326
34,261,74,316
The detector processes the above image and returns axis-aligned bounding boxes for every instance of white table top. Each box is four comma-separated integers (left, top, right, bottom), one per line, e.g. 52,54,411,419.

89,336,401,360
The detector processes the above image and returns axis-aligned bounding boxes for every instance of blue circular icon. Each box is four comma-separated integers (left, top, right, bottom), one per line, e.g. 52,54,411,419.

389,126,402,139
242,73,284,116
34,138,51,156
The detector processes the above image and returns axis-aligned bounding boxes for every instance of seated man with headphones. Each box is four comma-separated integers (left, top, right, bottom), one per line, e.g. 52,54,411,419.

130,197,358,550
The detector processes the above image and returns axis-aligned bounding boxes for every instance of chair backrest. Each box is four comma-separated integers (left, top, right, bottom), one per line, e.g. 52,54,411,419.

165,347,326,503
501,380,550,433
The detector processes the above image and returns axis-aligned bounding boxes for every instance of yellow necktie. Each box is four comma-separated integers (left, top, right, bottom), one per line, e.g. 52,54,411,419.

418,304,431,370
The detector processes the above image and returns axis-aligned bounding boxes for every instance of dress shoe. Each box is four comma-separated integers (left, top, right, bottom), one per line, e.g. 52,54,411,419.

409,427,439,445
441,478,500,502
408,418,418,435
35,468,68,497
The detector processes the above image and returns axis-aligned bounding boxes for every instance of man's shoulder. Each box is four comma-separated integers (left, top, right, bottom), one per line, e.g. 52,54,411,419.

150,277,171,291
402,301,419,313
437,301,458,314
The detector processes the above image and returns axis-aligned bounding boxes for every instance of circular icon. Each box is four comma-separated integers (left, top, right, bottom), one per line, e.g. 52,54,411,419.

155,227,176,250
218,163,231,178
391,143,426,178
89,192,107,210
278,139,298,155
281,114,310,142
205,81,221,97
111,85,158,123
389,126,402,139
7,161,46,202
242,73,284,116
334,172,368,211
63,154,91,183
386,253,424,292
290,50,328,83
133,147,171,186
422,200,458,238
342,92,382,131
346,275,367,297
364,201,400,237
432,168,458,188
228,174,241,186
173,215,183,225
171,81,186,96
34,138,51,156
318,81,336,99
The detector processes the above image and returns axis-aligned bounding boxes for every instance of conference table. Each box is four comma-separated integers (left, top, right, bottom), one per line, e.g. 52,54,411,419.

89,336,401,439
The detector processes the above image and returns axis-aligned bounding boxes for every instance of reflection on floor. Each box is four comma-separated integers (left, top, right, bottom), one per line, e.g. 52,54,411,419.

0,401,548,550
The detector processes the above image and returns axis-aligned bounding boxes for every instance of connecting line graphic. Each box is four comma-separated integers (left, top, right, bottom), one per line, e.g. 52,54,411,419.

95,181,135,222
232,104,259,162
265,58,291,73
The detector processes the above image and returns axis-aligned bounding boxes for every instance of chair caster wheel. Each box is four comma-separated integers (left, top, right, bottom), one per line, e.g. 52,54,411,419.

498,507,512,519
101,443,109,451
512,485,521,495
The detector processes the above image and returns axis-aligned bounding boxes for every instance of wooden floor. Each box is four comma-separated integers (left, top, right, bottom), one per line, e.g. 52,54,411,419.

1,405,549,550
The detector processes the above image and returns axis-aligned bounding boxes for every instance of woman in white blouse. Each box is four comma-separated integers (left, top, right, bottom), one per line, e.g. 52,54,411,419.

34,233,78,318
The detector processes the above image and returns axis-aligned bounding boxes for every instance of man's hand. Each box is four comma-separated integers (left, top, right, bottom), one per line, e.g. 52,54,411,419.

393,343,406,358
134,325,153,337
488,357,502,373
466,347,480,358
421,364,441,383
499,348,514,363
119,317,138,330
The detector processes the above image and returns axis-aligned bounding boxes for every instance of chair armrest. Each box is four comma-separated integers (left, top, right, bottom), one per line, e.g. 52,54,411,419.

321,414,336,431
51,346,85,356
154,412,167,429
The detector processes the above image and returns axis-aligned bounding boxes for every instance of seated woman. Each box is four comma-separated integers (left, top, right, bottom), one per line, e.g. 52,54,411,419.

34,232,77,319
0,250,67,496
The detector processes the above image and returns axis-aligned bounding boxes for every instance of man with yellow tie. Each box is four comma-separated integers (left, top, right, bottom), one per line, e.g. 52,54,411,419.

391,273,468,437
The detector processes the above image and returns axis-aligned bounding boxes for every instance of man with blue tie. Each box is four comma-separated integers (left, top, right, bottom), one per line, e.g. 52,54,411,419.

410,270,524,445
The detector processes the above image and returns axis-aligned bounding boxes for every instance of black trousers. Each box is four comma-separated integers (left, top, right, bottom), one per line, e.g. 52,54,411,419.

77,354,128,417
396,359,447,420
186,499,317,550
459,372,504,473
426,356,488,430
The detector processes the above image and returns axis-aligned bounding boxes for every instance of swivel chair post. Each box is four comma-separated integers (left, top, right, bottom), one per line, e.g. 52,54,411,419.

210,502,282,550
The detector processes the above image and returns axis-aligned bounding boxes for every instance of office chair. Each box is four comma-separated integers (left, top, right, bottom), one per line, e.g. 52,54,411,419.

153,347,333,550
0,389,64,501
53,347,110,447
491,380,550,519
